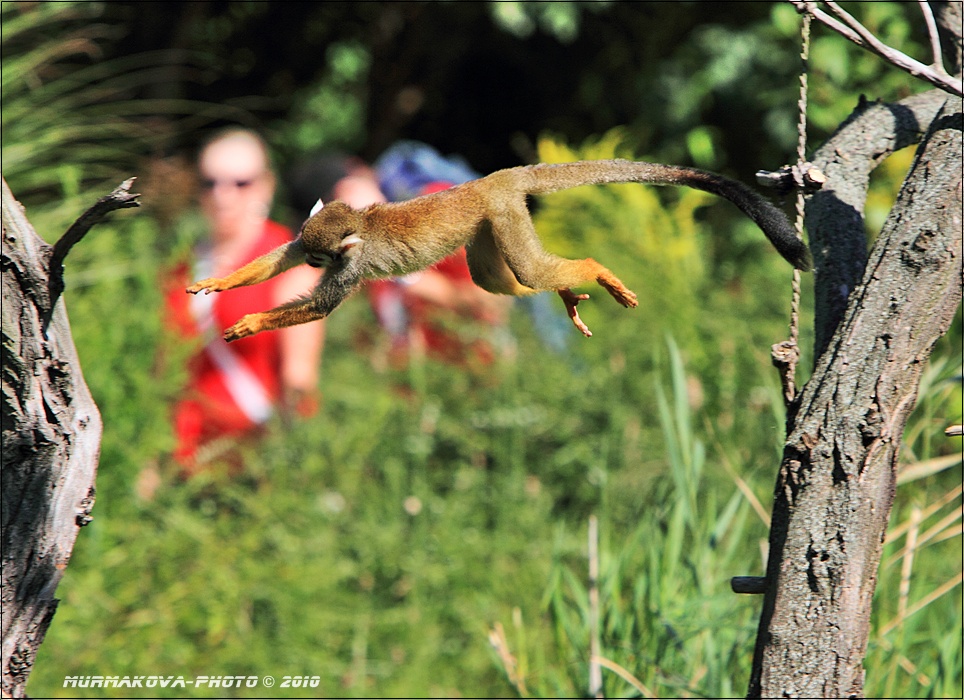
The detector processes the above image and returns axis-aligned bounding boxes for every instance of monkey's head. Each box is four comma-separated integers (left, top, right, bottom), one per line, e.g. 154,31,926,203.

299,201,365,270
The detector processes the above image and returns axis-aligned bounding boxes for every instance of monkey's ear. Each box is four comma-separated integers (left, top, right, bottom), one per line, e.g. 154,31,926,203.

339,234,364,254
309,198,324,217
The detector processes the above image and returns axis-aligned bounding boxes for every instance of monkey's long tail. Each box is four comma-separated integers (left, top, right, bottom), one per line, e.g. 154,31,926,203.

523,159,812,271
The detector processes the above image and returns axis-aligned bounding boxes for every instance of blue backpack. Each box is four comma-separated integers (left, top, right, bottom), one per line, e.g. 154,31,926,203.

375,141,480,202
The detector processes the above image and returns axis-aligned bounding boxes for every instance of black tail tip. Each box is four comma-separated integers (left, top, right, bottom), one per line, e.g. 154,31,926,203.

787,244,813,272
792,245,813,272
776,233,812,271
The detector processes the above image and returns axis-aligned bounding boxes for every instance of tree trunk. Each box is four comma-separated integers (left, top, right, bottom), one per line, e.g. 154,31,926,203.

747,92,963,698
1,177,137,698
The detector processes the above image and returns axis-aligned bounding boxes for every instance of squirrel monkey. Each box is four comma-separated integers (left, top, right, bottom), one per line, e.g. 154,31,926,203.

187,159,811,341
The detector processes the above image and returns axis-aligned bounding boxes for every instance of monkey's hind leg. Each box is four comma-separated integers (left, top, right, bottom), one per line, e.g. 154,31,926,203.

489,208,638,336
545,262,638,336
519,257,640,335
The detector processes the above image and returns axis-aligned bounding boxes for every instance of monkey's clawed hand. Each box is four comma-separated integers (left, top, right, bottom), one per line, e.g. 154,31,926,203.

223,313,263,343
186,278,229,295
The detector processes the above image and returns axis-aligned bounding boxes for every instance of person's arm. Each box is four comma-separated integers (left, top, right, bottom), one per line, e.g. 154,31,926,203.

274,265,325,413
403,269,510,324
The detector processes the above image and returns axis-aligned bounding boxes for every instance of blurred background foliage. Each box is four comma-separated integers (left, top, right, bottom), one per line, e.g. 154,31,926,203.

1,1,960,697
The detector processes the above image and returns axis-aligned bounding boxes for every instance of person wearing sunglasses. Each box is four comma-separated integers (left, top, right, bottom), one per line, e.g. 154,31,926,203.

164,128,325,475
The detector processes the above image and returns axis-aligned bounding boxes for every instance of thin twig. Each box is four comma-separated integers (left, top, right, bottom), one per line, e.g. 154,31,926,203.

488,622,528,696
823,1,900,53
897,506,922,621
43,178,140,334
880,571,964,636
591,656,657,699
792,0,865,45
50,178,140,271
588,515,603,699
917,0,945,69
787,0,963,97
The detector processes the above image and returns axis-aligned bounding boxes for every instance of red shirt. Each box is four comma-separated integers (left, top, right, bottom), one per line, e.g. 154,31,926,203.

165,220,295,468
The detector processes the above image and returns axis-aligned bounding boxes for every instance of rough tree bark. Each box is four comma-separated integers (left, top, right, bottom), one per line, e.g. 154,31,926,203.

746,9,964,695
1,177,139,698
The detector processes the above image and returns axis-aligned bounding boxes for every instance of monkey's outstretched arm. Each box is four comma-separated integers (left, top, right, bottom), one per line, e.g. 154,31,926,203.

187,240,306,295
222,268,360,342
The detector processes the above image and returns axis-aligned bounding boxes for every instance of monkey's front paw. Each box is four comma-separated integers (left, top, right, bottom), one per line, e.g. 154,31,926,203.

224,314,262,342
186,278,228,295
557,289,593,338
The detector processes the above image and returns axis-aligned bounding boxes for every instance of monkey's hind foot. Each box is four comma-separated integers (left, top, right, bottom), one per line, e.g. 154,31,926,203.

557,289,593,337
597,274,638,308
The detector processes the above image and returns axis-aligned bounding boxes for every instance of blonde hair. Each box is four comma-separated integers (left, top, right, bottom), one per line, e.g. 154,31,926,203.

198,127,273,173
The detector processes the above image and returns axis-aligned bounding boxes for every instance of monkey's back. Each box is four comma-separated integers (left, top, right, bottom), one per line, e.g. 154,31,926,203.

362,186,490,276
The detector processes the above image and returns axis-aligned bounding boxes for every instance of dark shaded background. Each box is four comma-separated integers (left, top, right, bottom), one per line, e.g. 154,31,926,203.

101,1,796,175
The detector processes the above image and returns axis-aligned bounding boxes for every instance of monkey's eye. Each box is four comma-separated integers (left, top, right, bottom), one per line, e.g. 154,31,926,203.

306,251,336,268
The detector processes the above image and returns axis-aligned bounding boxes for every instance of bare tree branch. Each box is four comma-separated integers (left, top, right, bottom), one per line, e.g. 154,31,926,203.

43,178,140,334
805,89,947,359
749,96,963,699
918,0,945,69
788,0,964,97
792,1,866,45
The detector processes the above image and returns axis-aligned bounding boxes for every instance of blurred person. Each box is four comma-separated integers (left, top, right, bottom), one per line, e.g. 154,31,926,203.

164,128,324,475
